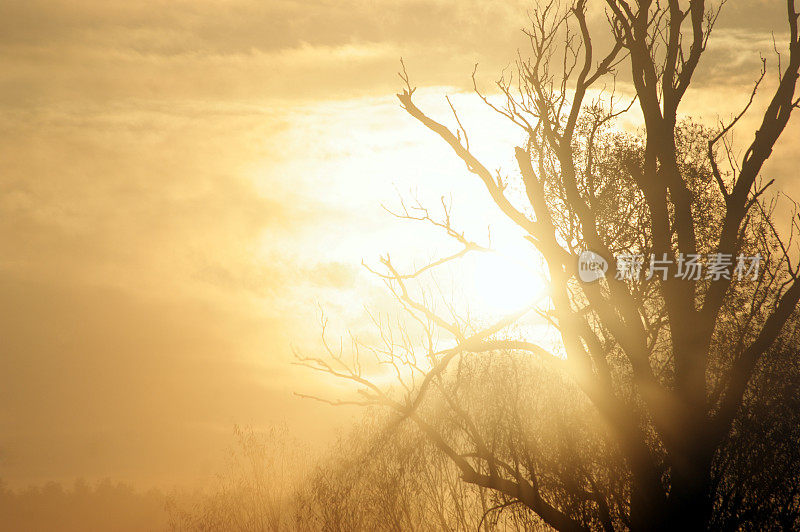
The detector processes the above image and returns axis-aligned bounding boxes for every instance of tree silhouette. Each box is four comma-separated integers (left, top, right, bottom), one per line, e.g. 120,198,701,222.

298,1,800,529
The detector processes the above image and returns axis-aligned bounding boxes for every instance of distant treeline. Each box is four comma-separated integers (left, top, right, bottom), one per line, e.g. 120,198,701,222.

0,479,169,531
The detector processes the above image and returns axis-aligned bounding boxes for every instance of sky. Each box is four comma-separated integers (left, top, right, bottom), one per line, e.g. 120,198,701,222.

1,0,798,489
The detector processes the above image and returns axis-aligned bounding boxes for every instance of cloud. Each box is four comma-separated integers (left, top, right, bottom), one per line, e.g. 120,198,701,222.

0,93,375,485
0,0,536,104
0,0,530,53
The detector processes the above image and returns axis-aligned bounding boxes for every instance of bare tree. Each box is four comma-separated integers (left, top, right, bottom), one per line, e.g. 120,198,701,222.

298,1,800,529
295,402,543,531
168,426,306,531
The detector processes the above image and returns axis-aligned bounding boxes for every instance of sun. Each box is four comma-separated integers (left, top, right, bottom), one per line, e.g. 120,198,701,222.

470,248,548,316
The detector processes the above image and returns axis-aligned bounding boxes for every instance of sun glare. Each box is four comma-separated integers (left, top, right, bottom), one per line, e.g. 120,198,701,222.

471,250,547,316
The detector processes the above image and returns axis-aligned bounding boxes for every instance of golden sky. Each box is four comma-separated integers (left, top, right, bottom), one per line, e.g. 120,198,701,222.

1,0,797,488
